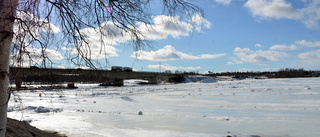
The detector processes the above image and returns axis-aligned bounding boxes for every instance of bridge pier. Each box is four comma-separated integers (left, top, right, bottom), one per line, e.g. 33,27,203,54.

100,78,124,86
113,79,124,86
148,77,158,84
15,76,22,89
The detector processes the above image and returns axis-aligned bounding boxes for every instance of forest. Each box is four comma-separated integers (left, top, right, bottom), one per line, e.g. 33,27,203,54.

206,68,320,79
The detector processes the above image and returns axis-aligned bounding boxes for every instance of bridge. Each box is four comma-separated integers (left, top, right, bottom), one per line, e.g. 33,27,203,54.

9,67,183,86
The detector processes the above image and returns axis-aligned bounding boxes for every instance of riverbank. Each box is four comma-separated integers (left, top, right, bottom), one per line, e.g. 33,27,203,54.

6,118,65,137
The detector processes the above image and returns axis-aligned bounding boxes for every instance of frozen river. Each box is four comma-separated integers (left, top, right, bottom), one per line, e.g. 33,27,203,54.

8,77,320,137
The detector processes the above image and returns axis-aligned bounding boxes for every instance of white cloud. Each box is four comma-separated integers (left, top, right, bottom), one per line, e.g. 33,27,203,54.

70,39,119,59
233,47,253,53
58,65,66,69
215,0,232,5
190,13,212,32
137,15,191,39
297,49,320,69
230,47,290,64
43,49,64,60
200,54,226,59
238,67,274,72
244,0,320,29
132,45,181,61
148,64,178,70
70,22,130,59
148,64,201,71
298,49,320,59
132,45,225,61
179,66,202,70
299,0,320,28
138,14,211,40
295,40,320,48
13,12,60,45
270,44,299,50
11,12,63,67
227,57,243,65
10,47,64,67
254,44,264,48
244,0,301,20
75,14,211,59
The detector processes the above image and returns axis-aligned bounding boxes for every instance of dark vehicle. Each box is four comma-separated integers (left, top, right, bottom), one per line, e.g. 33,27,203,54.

30,66,40,69
111,66,123,71
123,67,132,72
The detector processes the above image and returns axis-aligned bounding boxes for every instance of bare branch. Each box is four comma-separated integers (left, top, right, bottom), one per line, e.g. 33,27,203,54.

10,0,204,68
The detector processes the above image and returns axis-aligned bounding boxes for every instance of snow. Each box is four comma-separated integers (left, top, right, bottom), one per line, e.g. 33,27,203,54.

183,75,217,83
8,77,320,137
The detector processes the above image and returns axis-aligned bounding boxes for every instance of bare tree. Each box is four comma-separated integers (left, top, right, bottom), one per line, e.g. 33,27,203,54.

0,0,203,135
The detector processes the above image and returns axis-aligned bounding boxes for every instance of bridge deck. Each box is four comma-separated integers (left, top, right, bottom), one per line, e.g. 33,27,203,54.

9,67,179,84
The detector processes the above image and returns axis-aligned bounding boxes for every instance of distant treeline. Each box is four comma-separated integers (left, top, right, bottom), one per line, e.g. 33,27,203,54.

206,68,320,78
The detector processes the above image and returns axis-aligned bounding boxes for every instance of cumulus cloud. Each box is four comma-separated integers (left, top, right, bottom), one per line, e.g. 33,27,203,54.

299,0,320,28
10,47,64,67
215,0,232,5
298,49,320,59
270,44,299,51
148,64,201,71
295,40,320,48
233,47,253,53
132,45,225,61
297,49,320,69
13,12,60,45
138,14,211,40
69,28,120,59
227,57,244,65
244,0,301,20
228,47,290,64
190,13,211,32
137,15,191,40
10,12,63,67
180,66,202,70
72,44,119,59
148,64,178,70
74,14,211,59
255,44,264,48
58,65,66,69
66,21,136,59
74,21,130,58
238,67,275,72
244,0,320,29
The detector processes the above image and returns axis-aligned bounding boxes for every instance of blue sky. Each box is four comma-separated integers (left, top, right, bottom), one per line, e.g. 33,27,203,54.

13,0,320,73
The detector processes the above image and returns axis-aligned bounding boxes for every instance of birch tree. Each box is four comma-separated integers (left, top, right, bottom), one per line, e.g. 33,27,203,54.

0,0,19,136
0,0,203,136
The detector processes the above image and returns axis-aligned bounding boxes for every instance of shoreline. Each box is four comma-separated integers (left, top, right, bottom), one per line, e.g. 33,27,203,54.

6,118,66,137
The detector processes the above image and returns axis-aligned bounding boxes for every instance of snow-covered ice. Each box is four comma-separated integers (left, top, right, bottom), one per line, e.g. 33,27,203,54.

8,77,320,137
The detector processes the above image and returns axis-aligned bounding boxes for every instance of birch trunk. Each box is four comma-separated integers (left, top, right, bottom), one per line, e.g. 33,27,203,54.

0,0,18,136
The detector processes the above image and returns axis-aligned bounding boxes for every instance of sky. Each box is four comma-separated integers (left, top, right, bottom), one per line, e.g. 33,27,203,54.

12,0,320,73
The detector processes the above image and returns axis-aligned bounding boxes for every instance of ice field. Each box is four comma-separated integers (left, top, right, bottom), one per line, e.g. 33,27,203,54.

8,77,320,137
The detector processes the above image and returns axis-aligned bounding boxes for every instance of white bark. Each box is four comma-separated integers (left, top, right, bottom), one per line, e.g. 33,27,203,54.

0,0,18,136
